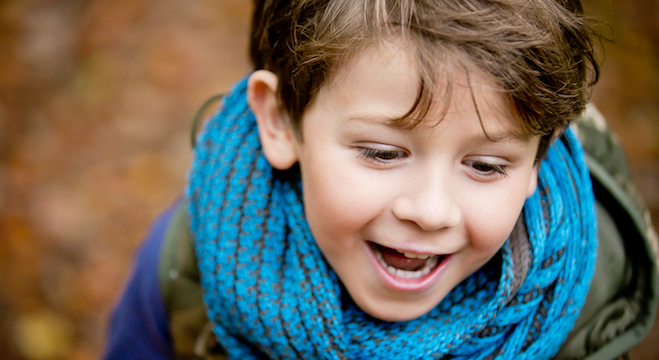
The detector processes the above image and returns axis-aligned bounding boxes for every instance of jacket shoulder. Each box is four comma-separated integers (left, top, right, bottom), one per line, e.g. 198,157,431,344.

555,105,659,360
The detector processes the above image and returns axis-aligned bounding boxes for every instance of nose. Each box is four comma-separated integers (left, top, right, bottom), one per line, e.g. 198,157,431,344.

391,171,461,232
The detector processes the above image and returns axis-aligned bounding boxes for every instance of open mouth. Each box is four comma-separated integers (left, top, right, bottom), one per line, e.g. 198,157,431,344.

369,242,447,279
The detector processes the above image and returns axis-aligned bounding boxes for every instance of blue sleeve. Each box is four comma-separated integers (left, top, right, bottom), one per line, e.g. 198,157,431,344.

103,205,177,360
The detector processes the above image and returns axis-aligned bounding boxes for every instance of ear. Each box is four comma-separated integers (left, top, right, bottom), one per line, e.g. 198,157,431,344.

247,70,298,170
526,164,539,198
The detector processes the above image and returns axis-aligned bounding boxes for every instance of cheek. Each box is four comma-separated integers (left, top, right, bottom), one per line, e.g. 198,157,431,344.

300,155,385,241
465,184,528,251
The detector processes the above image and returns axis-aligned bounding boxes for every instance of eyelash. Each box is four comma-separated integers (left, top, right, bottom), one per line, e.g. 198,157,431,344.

464,160,509,178
357,147,407,163
357,148,509,178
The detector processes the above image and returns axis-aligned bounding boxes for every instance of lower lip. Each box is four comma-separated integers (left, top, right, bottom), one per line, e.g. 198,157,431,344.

366,243,452,292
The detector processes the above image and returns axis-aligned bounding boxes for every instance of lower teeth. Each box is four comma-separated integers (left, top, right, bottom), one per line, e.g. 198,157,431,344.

373,247,440,279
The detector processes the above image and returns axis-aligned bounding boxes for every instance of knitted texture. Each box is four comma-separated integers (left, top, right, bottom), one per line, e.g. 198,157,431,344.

186,77,598,360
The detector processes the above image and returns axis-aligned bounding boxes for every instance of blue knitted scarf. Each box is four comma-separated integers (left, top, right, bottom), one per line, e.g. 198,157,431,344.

186,77,598,359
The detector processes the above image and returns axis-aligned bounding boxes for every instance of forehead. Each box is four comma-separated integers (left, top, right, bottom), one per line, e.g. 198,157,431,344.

315,38,528,141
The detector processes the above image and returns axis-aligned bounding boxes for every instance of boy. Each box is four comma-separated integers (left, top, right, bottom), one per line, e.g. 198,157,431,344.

105,0,658,359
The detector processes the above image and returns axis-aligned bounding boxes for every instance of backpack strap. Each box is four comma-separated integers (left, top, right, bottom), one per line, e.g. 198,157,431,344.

190,94,224,148
158,201,227,360
160,94,228,359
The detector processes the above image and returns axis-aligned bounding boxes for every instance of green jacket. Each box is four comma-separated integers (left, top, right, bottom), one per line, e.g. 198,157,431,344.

158,104,659,360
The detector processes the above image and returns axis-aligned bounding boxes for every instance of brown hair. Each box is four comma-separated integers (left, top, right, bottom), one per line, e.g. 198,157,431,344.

249,0,600,158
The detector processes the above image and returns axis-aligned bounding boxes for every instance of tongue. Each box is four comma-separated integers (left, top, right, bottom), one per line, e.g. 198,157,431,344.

377,245,428,271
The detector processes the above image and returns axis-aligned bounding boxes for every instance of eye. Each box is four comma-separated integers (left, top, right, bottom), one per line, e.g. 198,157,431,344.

357,147,407,164
464,160,509,178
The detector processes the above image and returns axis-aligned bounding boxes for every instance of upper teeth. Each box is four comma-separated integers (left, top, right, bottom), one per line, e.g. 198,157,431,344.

397,249,430,259
372,247,440,279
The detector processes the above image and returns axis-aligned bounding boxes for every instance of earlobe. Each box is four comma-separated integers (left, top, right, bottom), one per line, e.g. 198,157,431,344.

526,129,559,198
526,164,539,198
247,70,299,170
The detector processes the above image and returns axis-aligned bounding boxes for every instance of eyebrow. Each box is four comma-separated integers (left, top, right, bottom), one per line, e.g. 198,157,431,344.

343,113,533,144
475,129,532,145
342,114,415,131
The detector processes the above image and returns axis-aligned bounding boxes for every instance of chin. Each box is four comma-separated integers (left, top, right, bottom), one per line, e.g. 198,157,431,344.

353,295,438,322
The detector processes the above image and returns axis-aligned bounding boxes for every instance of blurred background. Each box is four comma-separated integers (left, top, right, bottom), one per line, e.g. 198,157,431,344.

0,0,657,359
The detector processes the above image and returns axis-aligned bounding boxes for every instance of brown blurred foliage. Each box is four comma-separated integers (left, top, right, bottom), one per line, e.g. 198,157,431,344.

0,0,657,359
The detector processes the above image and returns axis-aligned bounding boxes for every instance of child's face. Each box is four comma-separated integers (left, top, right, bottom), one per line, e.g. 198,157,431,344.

288,41,540,321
